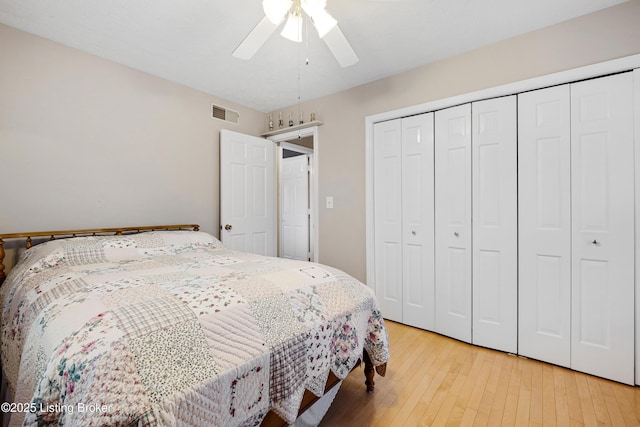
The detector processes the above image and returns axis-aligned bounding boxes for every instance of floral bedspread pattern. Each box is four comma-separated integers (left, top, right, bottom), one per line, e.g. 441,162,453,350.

0,231,389,426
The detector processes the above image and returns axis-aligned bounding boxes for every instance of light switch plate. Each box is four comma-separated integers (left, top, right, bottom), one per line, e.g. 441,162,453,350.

326,196,334,209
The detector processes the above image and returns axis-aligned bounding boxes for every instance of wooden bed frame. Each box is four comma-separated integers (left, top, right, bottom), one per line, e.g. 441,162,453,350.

0,224,385,427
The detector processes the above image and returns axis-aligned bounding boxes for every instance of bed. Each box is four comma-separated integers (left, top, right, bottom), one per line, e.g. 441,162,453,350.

0,225,389,427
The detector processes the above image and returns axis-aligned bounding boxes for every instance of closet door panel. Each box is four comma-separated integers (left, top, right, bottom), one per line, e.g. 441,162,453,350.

472,96,518,353
571,72,634,385
373,120,403,322
435,104,472,343
518,85,571,367
402,113,435,330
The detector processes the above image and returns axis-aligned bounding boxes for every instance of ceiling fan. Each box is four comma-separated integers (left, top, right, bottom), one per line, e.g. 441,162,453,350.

232,0,359,68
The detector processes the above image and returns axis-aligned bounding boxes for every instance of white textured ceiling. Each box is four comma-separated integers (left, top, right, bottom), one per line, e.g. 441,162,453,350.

0,0,629,112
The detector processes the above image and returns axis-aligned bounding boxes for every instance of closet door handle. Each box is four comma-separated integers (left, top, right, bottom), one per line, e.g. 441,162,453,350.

592,239,599,245
453,232,459,237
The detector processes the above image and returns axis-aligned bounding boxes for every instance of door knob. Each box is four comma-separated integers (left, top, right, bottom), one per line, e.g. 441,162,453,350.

225,224,233,231
592,239,599,245
454,232,459,237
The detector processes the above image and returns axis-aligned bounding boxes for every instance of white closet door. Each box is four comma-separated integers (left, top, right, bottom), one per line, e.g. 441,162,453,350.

373,119,403,322
571,72,635,385
435,104,472,343
471,96,518,353
402,113,435,330
518,85,571,367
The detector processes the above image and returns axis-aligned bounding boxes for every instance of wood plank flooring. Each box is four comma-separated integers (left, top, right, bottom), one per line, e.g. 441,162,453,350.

320,321,640,426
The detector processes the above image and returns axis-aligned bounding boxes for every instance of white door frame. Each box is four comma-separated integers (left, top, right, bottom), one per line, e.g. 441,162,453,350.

634,67,640,385
365,54,640,385
268,126,320,262
279,142,314,261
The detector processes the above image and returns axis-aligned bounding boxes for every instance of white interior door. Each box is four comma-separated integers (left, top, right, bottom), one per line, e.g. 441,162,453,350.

373,119,403,323
471,96,518,353
435,103,472,343
518,85,571,367
280,154,310,261
220,129,277,256
570,72,635,385
402,113,435,331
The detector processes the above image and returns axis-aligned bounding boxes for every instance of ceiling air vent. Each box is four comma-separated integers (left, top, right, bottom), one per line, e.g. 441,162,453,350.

211,103,239,124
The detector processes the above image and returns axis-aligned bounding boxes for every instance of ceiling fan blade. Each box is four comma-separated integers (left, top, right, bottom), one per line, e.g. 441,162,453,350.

232,16,278,60
322,24,359,68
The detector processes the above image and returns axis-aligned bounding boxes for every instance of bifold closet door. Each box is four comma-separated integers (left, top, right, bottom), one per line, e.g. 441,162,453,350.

518,85,571,367
571,72,634,385
401,113,435,331
373,119,403,323
519,73,635,383
373,114,435,330
435,104,472,343
471,96,518,353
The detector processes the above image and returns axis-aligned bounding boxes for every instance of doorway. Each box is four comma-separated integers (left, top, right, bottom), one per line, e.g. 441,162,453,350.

279,140,314,261
268,126,319,262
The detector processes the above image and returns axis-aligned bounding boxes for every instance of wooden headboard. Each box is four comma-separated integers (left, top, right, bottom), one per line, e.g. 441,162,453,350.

0,224,199,285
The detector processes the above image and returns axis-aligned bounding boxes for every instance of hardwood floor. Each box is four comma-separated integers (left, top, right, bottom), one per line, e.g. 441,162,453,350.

320,321,640,426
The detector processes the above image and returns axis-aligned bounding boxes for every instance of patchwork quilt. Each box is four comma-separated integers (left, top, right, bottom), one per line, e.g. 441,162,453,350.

0,231,389,426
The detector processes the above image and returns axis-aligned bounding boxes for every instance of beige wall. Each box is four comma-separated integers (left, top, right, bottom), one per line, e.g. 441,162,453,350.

2,1,640,283
0,23,264,238
274,0,640,282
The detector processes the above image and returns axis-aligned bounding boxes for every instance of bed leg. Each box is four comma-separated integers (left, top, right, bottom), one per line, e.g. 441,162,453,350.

363,349,375,393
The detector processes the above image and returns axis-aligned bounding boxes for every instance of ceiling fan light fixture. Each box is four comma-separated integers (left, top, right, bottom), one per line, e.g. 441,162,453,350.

281,11,303,42
235,0,357,68
310,9,337,38
262,0,292,24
